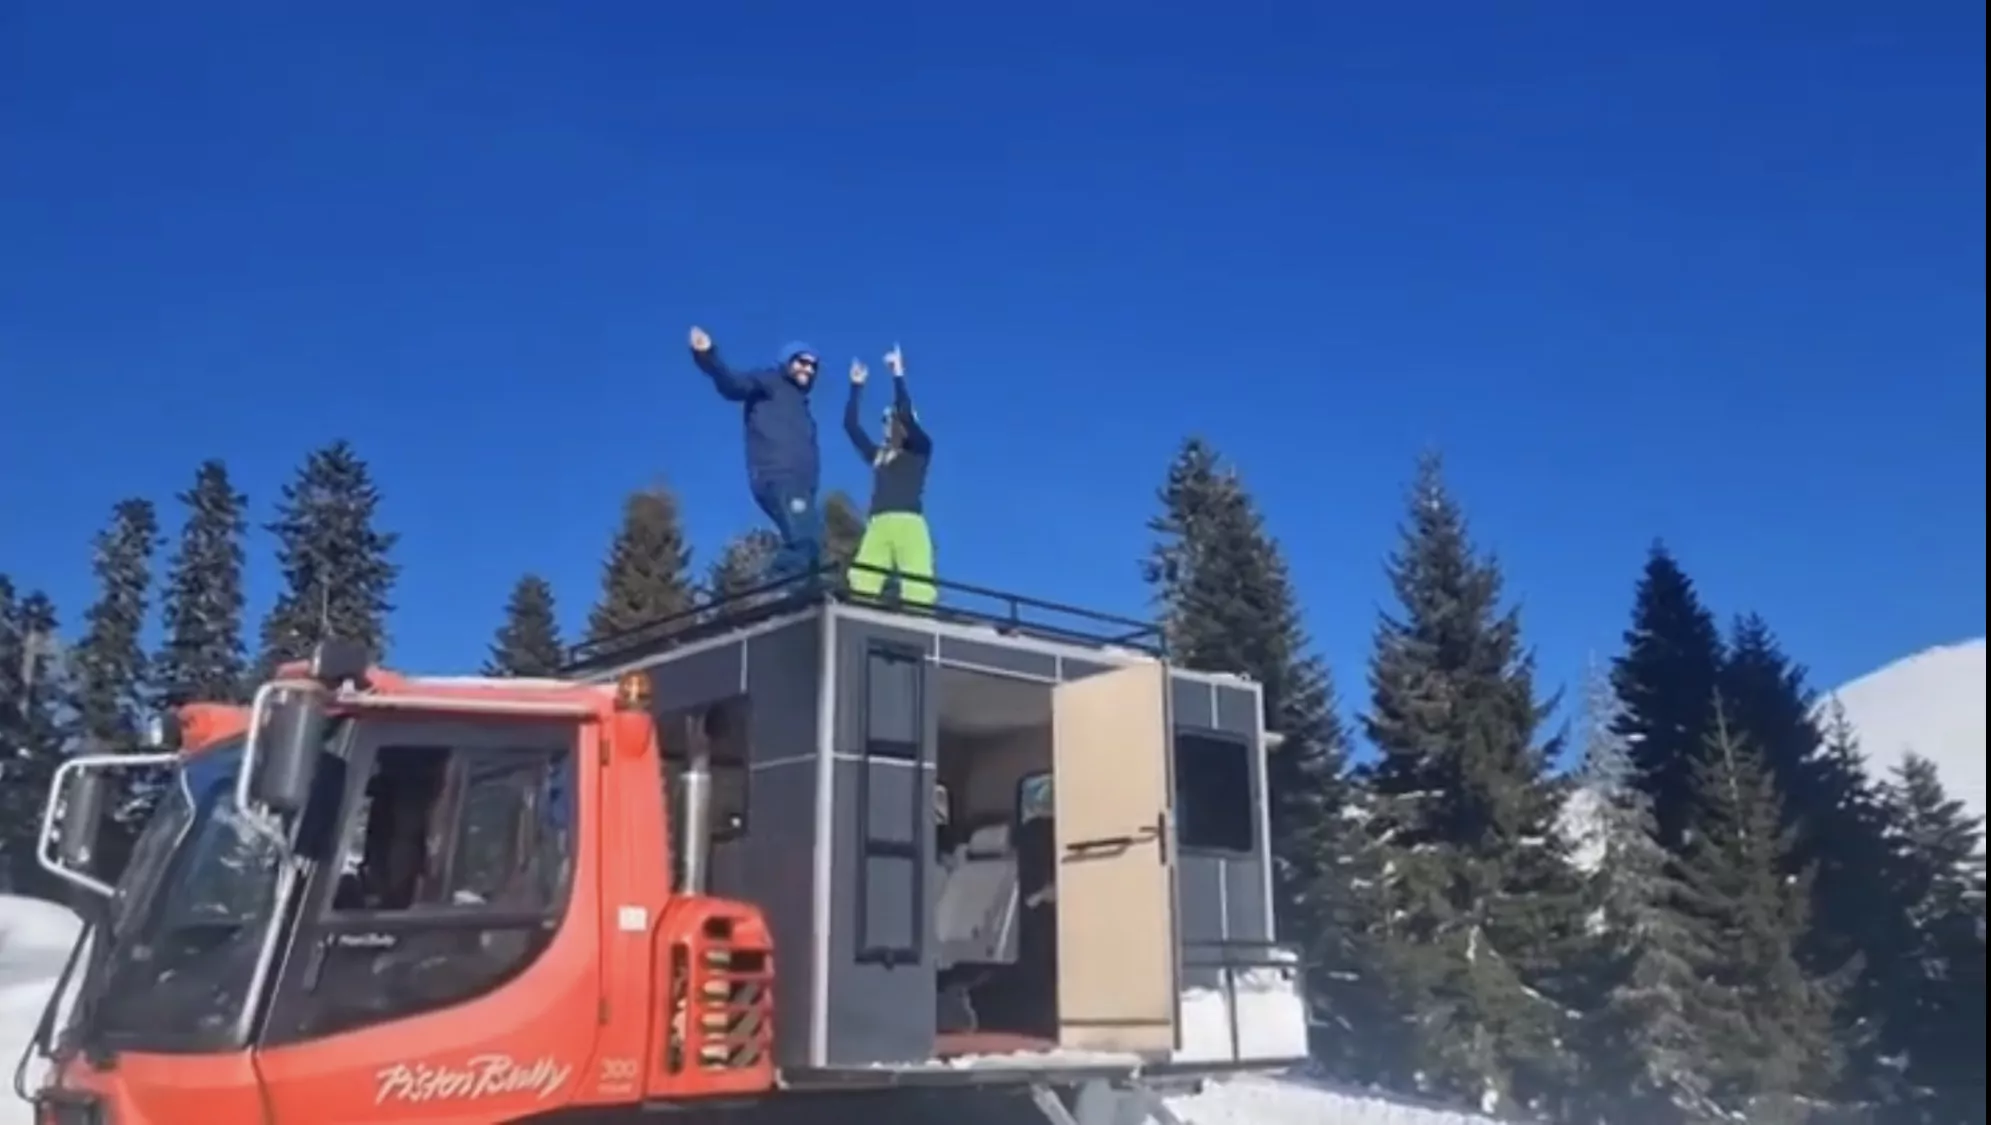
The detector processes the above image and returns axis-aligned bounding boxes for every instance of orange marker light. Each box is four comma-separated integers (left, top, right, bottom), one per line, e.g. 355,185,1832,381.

615,672,652,711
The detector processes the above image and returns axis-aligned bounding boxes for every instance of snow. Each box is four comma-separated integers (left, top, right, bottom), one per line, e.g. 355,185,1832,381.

1169,1074,1502,1125
1557,785,1608,874
0,895,84,1125
0,893,1503,1124
876,1049,1149,1072
1823,637,1986,828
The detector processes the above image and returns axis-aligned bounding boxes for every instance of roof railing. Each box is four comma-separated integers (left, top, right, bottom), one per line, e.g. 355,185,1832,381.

561,561,1164,675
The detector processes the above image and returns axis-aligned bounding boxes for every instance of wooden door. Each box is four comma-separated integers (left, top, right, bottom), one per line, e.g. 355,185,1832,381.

1050,662,1179,1054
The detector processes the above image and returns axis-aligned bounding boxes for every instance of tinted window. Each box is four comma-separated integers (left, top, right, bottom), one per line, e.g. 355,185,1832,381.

864,646,922,759
1173,733,1254,853
857,645,924,965
273,730,576,1042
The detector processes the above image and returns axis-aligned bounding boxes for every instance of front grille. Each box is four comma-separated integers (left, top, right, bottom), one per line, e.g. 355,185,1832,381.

664,917,773,1075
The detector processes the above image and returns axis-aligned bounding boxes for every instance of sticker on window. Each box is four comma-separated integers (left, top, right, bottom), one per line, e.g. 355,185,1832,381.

1018,773,1053,824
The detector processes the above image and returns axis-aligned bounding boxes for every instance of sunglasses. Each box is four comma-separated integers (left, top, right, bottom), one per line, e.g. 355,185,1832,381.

791,355,818,369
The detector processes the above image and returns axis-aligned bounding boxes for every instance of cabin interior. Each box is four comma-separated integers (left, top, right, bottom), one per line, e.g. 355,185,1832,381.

930,665,1060,1046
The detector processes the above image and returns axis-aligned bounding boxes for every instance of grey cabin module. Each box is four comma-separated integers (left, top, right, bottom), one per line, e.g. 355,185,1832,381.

570,591,1308,1076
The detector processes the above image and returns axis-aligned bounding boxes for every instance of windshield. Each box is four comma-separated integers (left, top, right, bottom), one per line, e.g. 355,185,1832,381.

80,740,287,1049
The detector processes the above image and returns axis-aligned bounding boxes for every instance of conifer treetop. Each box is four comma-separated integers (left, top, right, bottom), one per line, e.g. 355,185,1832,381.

485,574,567,678
1609,543,1726,850
257,440,400,673
588,483,696,643
72,498,162,751
155,459,250,706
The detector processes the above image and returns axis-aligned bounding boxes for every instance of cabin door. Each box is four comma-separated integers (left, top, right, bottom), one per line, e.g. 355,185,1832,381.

1049,662,1179,1054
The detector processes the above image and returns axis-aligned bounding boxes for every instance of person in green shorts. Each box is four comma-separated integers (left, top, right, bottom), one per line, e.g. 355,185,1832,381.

844,344,936,604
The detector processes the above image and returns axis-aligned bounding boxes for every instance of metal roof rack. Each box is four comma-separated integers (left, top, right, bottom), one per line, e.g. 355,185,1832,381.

561,561,1164,676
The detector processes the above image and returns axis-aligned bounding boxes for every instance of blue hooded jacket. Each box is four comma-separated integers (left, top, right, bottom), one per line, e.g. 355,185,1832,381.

693,340,822,496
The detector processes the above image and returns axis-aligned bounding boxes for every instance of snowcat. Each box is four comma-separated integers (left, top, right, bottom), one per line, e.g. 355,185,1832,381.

19,573,1308,1124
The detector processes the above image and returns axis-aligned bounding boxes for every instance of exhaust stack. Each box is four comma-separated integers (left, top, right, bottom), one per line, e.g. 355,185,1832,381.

681,706,716,895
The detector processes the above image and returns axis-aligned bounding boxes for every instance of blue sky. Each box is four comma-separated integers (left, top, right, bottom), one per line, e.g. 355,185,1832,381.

2,2,1983,736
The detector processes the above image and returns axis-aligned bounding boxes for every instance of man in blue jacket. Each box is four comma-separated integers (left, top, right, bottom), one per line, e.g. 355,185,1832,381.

689,326,823,584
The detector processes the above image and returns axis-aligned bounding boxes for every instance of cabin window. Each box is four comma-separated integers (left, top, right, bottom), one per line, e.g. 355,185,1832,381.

267,725,577,1043
1173,731,1255,854
855,643,926,966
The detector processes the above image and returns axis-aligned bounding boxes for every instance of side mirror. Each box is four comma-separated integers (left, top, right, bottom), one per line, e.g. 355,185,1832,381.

251,686,325,814
58,769,109,871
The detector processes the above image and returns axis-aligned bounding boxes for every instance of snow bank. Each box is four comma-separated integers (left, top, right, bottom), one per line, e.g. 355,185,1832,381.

0,895,83,1125
1167,1073,1502,1124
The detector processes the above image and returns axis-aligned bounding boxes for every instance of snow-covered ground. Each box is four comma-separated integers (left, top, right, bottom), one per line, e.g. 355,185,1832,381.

1824,637,1986,826
0,894,1498,1125
0,895,83,1125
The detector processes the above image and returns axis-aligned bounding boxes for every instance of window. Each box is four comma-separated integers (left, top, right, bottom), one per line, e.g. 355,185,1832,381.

271,729,577,1042
856,644,925,965
1173,732,1255,854
88,740,290,1049
863,645,922,761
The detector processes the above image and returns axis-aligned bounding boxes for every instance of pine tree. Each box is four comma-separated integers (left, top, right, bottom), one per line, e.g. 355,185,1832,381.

708,530,780,599
1141,439,1372,1075
1610,544,1726,852
154,460,249,707
485,575,566,677
0,578,18,714
703,528,783,622
823,490,865,574
1875,753,1986,1123
1571,661,1715,1123
1360,453,1587,1112
69,499,165,844
0,577,28,890
0,587,71,897
1721,619,1886,1100
71,499,162,753
1674,705,1841,1122
587,484,695,644
257,440,400,673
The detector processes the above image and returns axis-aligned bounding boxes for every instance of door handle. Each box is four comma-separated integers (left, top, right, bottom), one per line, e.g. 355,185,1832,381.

302,935,331,992
1065,812,1169,862
1065,834,1139,855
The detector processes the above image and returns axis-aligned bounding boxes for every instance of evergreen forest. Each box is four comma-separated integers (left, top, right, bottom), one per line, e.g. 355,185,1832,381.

1,439,1981,1124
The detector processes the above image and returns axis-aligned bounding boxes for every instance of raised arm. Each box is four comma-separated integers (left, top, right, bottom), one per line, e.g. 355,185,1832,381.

689,327,765,402
886,344,931,453
844,360,879,460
